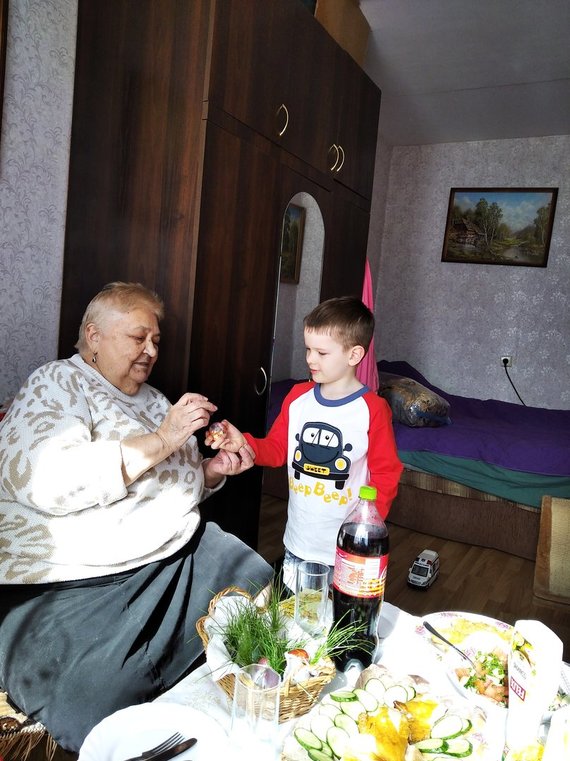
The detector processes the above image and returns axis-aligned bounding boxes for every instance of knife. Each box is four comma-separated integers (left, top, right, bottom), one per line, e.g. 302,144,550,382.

124,737,198,761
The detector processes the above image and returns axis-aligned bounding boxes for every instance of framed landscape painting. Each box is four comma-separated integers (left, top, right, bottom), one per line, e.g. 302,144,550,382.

441,188,558,267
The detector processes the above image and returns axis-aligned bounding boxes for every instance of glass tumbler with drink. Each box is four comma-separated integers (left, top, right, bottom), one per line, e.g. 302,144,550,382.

294,560,330,637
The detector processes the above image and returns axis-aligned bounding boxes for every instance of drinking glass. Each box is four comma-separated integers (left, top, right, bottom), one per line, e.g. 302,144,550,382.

294,560,330,636
230,664,280,759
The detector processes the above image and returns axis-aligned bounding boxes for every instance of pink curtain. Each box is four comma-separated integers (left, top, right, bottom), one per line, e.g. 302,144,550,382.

356,258,379,392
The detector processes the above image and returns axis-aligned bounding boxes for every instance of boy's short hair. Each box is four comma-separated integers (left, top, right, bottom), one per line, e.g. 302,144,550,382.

304,296,374,353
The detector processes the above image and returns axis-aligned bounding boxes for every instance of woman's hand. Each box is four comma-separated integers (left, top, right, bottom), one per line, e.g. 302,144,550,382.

120,393,217,486
157,393,218,453
204,419,247,453
203,443,256,488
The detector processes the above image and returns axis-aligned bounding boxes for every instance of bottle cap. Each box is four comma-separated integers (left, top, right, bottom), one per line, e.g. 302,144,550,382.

359,485,377,501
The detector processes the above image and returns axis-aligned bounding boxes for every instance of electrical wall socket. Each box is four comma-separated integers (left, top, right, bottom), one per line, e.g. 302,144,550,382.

501,355,513,367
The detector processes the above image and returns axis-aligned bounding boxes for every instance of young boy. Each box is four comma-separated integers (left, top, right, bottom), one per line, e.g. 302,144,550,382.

207,296,403,590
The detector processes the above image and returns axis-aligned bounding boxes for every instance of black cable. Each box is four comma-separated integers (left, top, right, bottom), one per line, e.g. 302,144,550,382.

502,360,526,405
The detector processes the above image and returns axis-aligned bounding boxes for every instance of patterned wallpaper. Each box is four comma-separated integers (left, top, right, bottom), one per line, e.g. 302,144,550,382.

0,0,77,405
1,1,568,413
369,136,570,410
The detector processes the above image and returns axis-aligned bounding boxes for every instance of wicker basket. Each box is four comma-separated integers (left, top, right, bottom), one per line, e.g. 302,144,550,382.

196,586,336,723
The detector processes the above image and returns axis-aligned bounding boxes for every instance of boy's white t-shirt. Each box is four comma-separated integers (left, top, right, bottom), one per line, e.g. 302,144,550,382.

245,382,402,566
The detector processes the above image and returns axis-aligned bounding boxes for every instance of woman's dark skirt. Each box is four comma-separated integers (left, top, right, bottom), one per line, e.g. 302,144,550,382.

0,521,273,752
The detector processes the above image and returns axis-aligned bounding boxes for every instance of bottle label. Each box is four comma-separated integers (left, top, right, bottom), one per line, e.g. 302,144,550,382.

333,549,389,598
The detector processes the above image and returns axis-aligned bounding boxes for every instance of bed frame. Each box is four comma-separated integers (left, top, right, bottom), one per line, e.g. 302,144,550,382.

388,468,540,561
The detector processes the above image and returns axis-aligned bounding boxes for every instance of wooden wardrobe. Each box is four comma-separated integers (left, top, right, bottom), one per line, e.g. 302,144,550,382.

58,0,381,549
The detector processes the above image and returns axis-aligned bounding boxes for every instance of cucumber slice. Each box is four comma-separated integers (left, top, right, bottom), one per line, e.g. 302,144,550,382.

354,687,379,713
294,727,322,752
404,684,417,701
326,726,350,759
318,703,342,720
415,738,448,754
384,684,410,706
339,699,366,721
308,750,334,761
459,718,472,734
330,690,357,702
444,738,473,757
363,677,386,700
431,714,468,740
310,714,334,743
334,713,359,736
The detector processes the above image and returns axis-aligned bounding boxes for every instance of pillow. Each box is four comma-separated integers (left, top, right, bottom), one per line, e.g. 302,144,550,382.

377,372,451,427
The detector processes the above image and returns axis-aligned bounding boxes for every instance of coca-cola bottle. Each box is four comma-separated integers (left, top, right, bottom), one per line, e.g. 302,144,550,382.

332,484,389,670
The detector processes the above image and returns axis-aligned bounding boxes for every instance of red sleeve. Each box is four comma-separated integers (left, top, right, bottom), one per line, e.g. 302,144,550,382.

364,392,404,520
244,382,314,468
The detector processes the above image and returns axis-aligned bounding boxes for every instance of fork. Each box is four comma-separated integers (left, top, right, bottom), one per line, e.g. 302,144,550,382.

122,732,184,761
422,620,477,667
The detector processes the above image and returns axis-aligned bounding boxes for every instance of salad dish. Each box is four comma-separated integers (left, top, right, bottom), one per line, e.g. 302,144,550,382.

281,664,495,761
417,612,512,712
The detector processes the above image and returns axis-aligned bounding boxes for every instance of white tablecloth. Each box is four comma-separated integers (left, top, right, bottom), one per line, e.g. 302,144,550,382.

80,602,570,760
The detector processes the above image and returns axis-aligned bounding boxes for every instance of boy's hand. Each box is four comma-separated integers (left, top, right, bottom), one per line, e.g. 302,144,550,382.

205,419,248,453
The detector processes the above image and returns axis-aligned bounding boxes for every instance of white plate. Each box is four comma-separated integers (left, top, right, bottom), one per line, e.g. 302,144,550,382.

282,663,504,761
78,702,231,761
418,611,514,713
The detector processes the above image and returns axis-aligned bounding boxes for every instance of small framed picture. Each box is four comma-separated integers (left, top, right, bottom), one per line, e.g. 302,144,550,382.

280,203,306,284
441,188,558,267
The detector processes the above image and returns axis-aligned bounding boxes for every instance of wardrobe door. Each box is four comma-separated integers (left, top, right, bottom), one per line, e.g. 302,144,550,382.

332,51,381,201
208,0,291,147
319,190,370,302
59,0,211,403
188,124,284,547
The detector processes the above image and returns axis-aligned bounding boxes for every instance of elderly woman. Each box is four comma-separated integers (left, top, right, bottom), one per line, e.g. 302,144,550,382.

0,282,273,752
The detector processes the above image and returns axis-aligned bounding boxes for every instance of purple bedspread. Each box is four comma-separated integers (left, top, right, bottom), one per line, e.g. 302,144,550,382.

377,361,570,477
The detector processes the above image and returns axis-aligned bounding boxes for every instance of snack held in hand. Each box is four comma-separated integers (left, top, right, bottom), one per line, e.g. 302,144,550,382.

208,421,227,443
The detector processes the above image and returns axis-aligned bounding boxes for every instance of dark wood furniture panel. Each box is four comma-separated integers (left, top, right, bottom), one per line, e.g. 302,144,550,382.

330,50,381,200
320,190,371,300
208,0,379,200
59,0,212,403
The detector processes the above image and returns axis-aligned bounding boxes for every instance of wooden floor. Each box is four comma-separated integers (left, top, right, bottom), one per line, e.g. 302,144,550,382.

258,493,570,660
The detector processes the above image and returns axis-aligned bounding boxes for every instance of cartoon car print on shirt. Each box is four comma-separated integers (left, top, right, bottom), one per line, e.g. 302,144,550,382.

291,421,352,490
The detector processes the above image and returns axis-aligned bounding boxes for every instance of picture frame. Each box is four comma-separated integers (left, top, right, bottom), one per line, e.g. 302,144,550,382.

280,203,306,284
441,187,558,267
0,0,7,142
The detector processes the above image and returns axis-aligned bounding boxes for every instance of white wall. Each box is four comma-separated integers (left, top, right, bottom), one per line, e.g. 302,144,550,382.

368,135,570,410
0,0,77,403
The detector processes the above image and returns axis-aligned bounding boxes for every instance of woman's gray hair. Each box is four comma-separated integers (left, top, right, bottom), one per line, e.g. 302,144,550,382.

75,282,165,352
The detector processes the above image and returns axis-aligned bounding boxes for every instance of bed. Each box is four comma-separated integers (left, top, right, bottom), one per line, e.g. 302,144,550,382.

263,362,570,560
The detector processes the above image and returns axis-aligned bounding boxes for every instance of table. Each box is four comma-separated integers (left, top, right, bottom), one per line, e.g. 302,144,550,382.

152,602,508,759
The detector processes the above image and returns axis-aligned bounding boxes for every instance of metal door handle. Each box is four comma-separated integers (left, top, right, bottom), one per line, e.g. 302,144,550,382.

328,143,340,171
255,366,268,396
276,103,289,136
335,143,345,172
